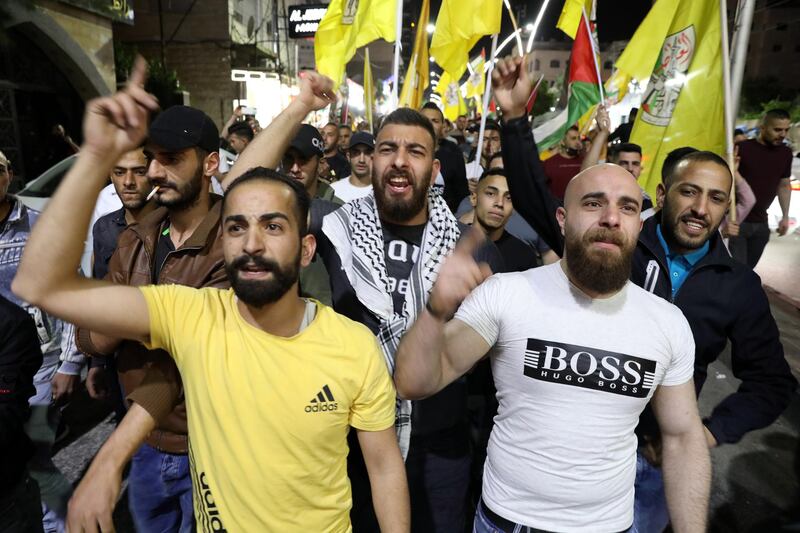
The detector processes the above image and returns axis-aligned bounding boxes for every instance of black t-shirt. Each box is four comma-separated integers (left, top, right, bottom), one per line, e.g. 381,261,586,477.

382,221,425,314
326,151,351,182
152,222,175,282
495,230,541,273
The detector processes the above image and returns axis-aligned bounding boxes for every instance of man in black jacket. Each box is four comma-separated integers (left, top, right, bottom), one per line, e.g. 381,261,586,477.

0,294,44,532
491,54,796,532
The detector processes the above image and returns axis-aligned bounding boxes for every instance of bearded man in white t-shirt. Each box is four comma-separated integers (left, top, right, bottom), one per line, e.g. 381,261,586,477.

394,164,710,533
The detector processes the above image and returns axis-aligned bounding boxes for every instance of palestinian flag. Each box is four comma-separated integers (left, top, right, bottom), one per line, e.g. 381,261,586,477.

537,13,601,150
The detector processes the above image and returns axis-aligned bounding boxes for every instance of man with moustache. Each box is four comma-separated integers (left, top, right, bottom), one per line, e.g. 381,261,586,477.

729,108,793,267
492,54,796,532
14,66,408,532
394,163,711,533
74,104,227,531
86,147,156,402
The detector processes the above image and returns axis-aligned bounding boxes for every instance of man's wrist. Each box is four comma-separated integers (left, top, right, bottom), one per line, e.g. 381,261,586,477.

425,299,450,321
80,146,126,168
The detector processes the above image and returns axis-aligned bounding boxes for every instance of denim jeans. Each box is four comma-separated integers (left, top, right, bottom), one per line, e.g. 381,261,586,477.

128,443,194,533
0,474,44,533
630,451,669,533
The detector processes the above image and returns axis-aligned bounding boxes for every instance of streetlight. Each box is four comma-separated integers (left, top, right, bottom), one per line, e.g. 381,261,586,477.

426,23,435,34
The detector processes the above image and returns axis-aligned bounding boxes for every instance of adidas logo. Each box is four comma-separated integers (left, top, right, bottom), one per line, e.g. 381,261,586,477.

305,384,339,413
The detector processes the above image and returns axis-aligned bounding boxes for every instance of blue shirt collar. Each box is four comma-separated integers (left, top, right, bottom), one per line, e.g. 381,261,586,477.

656,224,709,266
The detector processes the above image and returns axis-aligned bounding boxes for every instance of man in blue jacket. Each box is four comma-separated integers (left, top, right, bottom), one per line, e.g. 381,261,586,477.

491,54,797,532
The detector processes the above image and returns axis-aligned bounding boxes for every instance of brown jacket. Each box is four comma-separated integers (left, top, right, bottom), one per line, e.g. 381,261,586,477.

77,197,228,453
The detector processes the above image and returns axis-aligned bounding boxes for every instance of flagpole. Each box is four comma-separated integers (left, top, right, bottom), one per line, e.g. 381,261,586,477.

391,0,403,108
581,7,604,102
719,0,737,222
475,33,499,171
502,0,524,56
525,0,552,53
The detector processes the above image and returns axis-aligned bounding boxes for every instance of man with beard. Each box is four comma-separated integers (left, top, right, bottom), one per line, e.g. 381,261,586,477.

394,164,710,533
492,54,796,533
85,147,156,403
225,96,502,530
543,125,584,201
729,108,793,268
73,103,226,531
16,64,409,532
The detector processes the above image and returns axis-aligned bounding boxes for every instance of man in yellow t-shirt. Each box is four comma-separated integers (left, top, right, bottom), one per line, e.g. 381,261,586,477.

13,65,409,533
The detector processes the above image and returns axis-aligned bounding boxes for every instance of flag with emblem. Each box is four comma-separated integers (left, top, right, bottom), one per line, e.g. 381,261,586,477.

435,70,467,121
619,0,725,198
465,49,486,99
315,0,397,87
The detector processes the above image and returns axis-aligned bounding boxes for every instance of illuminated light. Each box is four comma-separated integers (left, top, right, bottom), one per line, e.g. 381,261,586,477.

426,24,435,34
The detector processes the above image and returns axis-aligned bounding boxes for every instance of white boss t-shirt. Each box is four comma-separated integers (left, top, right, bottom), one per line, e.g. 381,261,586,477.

455,262,695,532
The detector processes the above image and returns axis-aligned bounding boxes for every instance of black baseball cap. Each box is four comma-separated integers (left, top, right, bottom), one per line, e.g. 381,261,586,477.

288,124,325,158
148,105,219,153
348,132,375,150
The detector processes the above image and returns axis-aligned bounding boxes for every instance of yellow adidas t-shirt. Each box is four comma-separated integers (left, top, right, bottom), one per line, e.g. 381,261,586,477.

140,284,397,532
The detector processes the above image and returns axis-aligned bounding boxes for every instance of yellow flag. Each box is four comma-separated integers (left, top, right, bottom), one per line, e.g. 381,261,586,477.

624,0,725,198
399,0,430,109
364,47,374,129
315,0,397,87
557,0,594,39
435,70,467,121
465,50,485,99
430,0,501,81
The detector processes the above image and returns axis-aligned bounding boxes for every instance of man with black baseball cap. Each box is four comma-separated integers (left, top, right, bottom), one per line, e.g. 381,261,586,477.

332,131,375,202
282,123,342,204
74,104,226,531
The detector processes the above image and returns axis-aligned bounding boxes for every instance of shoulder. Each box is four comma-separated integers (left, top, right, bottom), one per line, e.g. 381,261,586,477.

316,304,379,345
626,282,688,325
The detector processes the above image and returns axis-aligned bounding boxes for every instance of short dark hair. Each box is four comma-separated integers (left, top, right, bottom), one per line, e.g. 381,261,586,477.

222,167,310,235
661,146,698,183
338,124,351,130
229,122,254,142
420,102,444,120
608,142,642,162
379,107,438,150
324,122,338,130
484,119,501,132
733,128,745,136
566,125,579,134
662,150,732,190
764,109,790,122
479,167,507,182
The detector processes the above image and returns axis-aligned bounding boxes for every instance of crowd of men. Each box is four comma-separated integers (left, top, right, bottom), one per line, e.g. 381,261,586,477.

0,53,796,533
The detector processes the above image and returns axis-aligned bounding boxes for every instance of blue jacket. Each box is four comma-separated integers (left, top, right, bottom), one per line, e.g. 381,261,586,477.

499,116,797,445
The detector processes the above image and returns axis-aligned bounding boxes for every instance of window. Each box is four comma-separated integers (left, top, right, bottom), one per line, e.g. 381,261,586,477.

773,44,783,52
534,59,540,70
550,59,560,68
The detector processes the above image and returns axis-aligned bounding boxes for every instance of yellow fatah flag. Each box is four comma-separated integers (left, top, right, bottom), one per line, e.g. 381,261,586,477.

465,50,486,99
399,0,430,109
364,47,375,130
622,0,725,198
435,70,467,121
315,0,397,87
557,0,594,39
430,0,502,81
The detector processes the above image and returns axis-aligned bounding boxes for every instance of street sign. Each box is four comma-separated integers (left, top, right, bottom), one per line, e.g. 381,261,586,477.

287,4,328,39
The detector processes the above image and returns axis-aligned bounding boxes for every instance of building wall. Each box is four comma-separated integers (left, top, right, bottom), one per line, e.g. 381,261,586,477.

36,0,116,93
745,1,800,87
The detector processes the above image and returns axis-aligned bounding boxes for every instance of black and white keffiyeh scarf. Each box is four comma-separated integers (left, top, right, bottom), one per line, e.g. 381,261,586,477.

322,191,460,457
